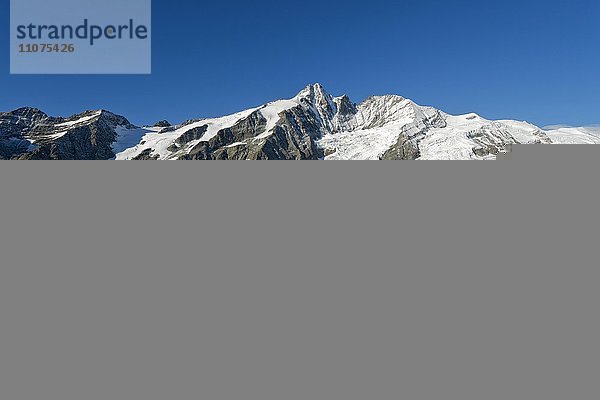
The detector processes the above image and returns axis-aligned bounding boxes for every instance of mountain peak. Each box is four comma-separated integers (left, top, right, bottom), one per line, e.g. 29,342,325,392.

7,107,48,119
2,85,572,160
296,83,330,100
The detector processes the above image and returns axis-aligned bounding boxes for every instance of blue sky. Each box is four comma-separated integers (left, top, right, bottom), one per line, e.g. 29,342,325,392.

1,0,599,127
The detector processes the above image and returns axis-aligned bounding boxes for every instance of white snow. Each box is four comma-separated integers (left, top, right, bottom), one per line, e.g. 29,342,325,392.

114,125,178,160
25,130,69,141
418,114,493,160
55,112,101,127
226,142,247,148
112,126,155,155
319,108,551,161
546,127,600,144
106,84,600,161
496,120,546,144
47,131,69,140
186,108,259,147
254,85,334,141
255,99,301,140
115,108,258,160
418,115,548,160
317,95,439,159
318,125,407,160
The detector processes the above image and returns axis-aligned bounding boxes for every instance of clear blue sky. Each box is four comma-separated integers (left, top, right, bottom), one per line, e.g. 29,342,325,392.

2,0,599,127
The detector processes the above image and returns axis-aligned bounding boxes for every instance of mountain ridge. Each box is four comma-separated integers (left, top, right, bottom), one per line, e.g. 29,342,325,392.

1,84,596,160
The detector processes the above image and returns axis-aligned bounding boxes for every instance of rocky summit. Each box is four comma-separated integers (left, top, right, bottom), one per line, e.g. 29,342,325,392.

0,108,132,160
1,84,596,160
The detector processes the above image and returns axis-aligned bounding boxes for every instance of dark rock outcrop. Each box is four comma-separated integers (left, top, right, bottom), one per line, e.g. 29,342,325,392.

154,120,171,127
1,108,133,160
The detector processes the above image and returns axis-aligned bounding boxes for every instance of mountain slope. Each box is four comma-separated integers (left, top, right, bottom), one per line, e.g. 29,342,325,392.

112,84,551,160
545,126,600,144
115,84,338,160
0,108,133,160
1,84,593,160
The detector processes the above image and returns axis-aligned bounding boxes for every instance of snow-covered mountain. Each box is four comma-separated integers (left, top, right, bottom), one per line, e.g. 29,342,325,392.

544,126,600,144
0,108,132,160
0,84,595,160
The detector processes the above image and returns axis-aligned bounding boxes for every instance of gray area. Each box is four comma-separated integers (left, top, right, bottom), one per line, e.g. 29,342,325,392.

1,159,599,400
507,143,600,160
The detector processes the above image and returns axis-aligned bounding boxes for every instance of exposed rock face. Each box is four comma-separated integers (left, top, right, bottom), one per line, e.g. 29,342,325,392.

1,108,133,160
153,120,171,127
131,148,160,160
380,126,422,160
177,85,334,160
168,125,209,152
0,108,49,159
172,85,449,160
464,122,551,157
0,83,559,160
178,108,322,160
